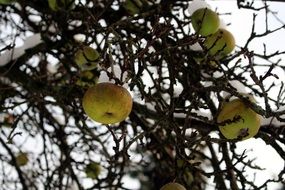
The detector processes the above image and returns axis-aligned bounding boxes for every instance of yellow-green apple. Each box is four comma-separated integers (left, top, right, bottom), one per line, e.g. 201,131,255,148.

183,170,194,186
176,160,194,186
176,159,185,168
74,46,100,71
76,70,98,88
48,0,74,11
191,8,220,36
160,182,186,190
82,82,133,124
15,152,29,166
48,0,57,10
0,0,16,4
122,0,142,15
204,28,235,58
85,162,101,179
217,98,261,140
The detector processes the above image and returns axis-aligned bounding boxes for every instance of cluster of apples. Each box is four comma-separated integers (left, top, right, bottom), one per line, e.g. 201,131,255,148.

74,46,133,125
190,6,261,140
191,7,235,59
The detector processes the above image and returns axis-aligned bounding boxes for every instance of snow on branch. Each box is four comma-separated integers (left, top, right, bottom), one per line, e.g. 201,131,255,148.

0,33,42,66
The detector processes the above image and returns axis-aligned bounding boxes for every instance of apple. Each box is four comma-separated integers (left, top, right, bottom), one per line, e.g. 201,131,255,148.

204,28,235,58
176,160,194,186
15,152,29,166
217,98,261,140
85,162,101,179
2,114,14,128
0,0,15,4
76,70,98,88
183,170,194,186
48,0,57,11
82,82,133,124
160,182,186,190
122,0,143,15
176,159,185,168
191,8,220,36
48,0,74,11
74,46,100,71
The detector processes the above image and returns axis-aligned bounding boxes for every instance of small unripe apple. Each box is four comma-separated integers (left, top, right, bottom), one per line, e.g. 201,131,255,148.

191,8,220,36
183,170,194,186
15,152,29,166
123,0,142,15
82,82,133,124
74,46,100,71
204,28,235,58
0,0,16,4
84,162,101,179
48,0,57,10
217,98,261,140
75,70,98,88
176,159,185,168
48,0,74,11
160,182,186,190
2,114,14,128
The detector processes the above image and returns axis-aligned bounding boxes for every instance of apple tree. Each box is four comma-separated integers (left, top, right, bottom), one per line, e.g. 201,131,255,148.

0,0,284,189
